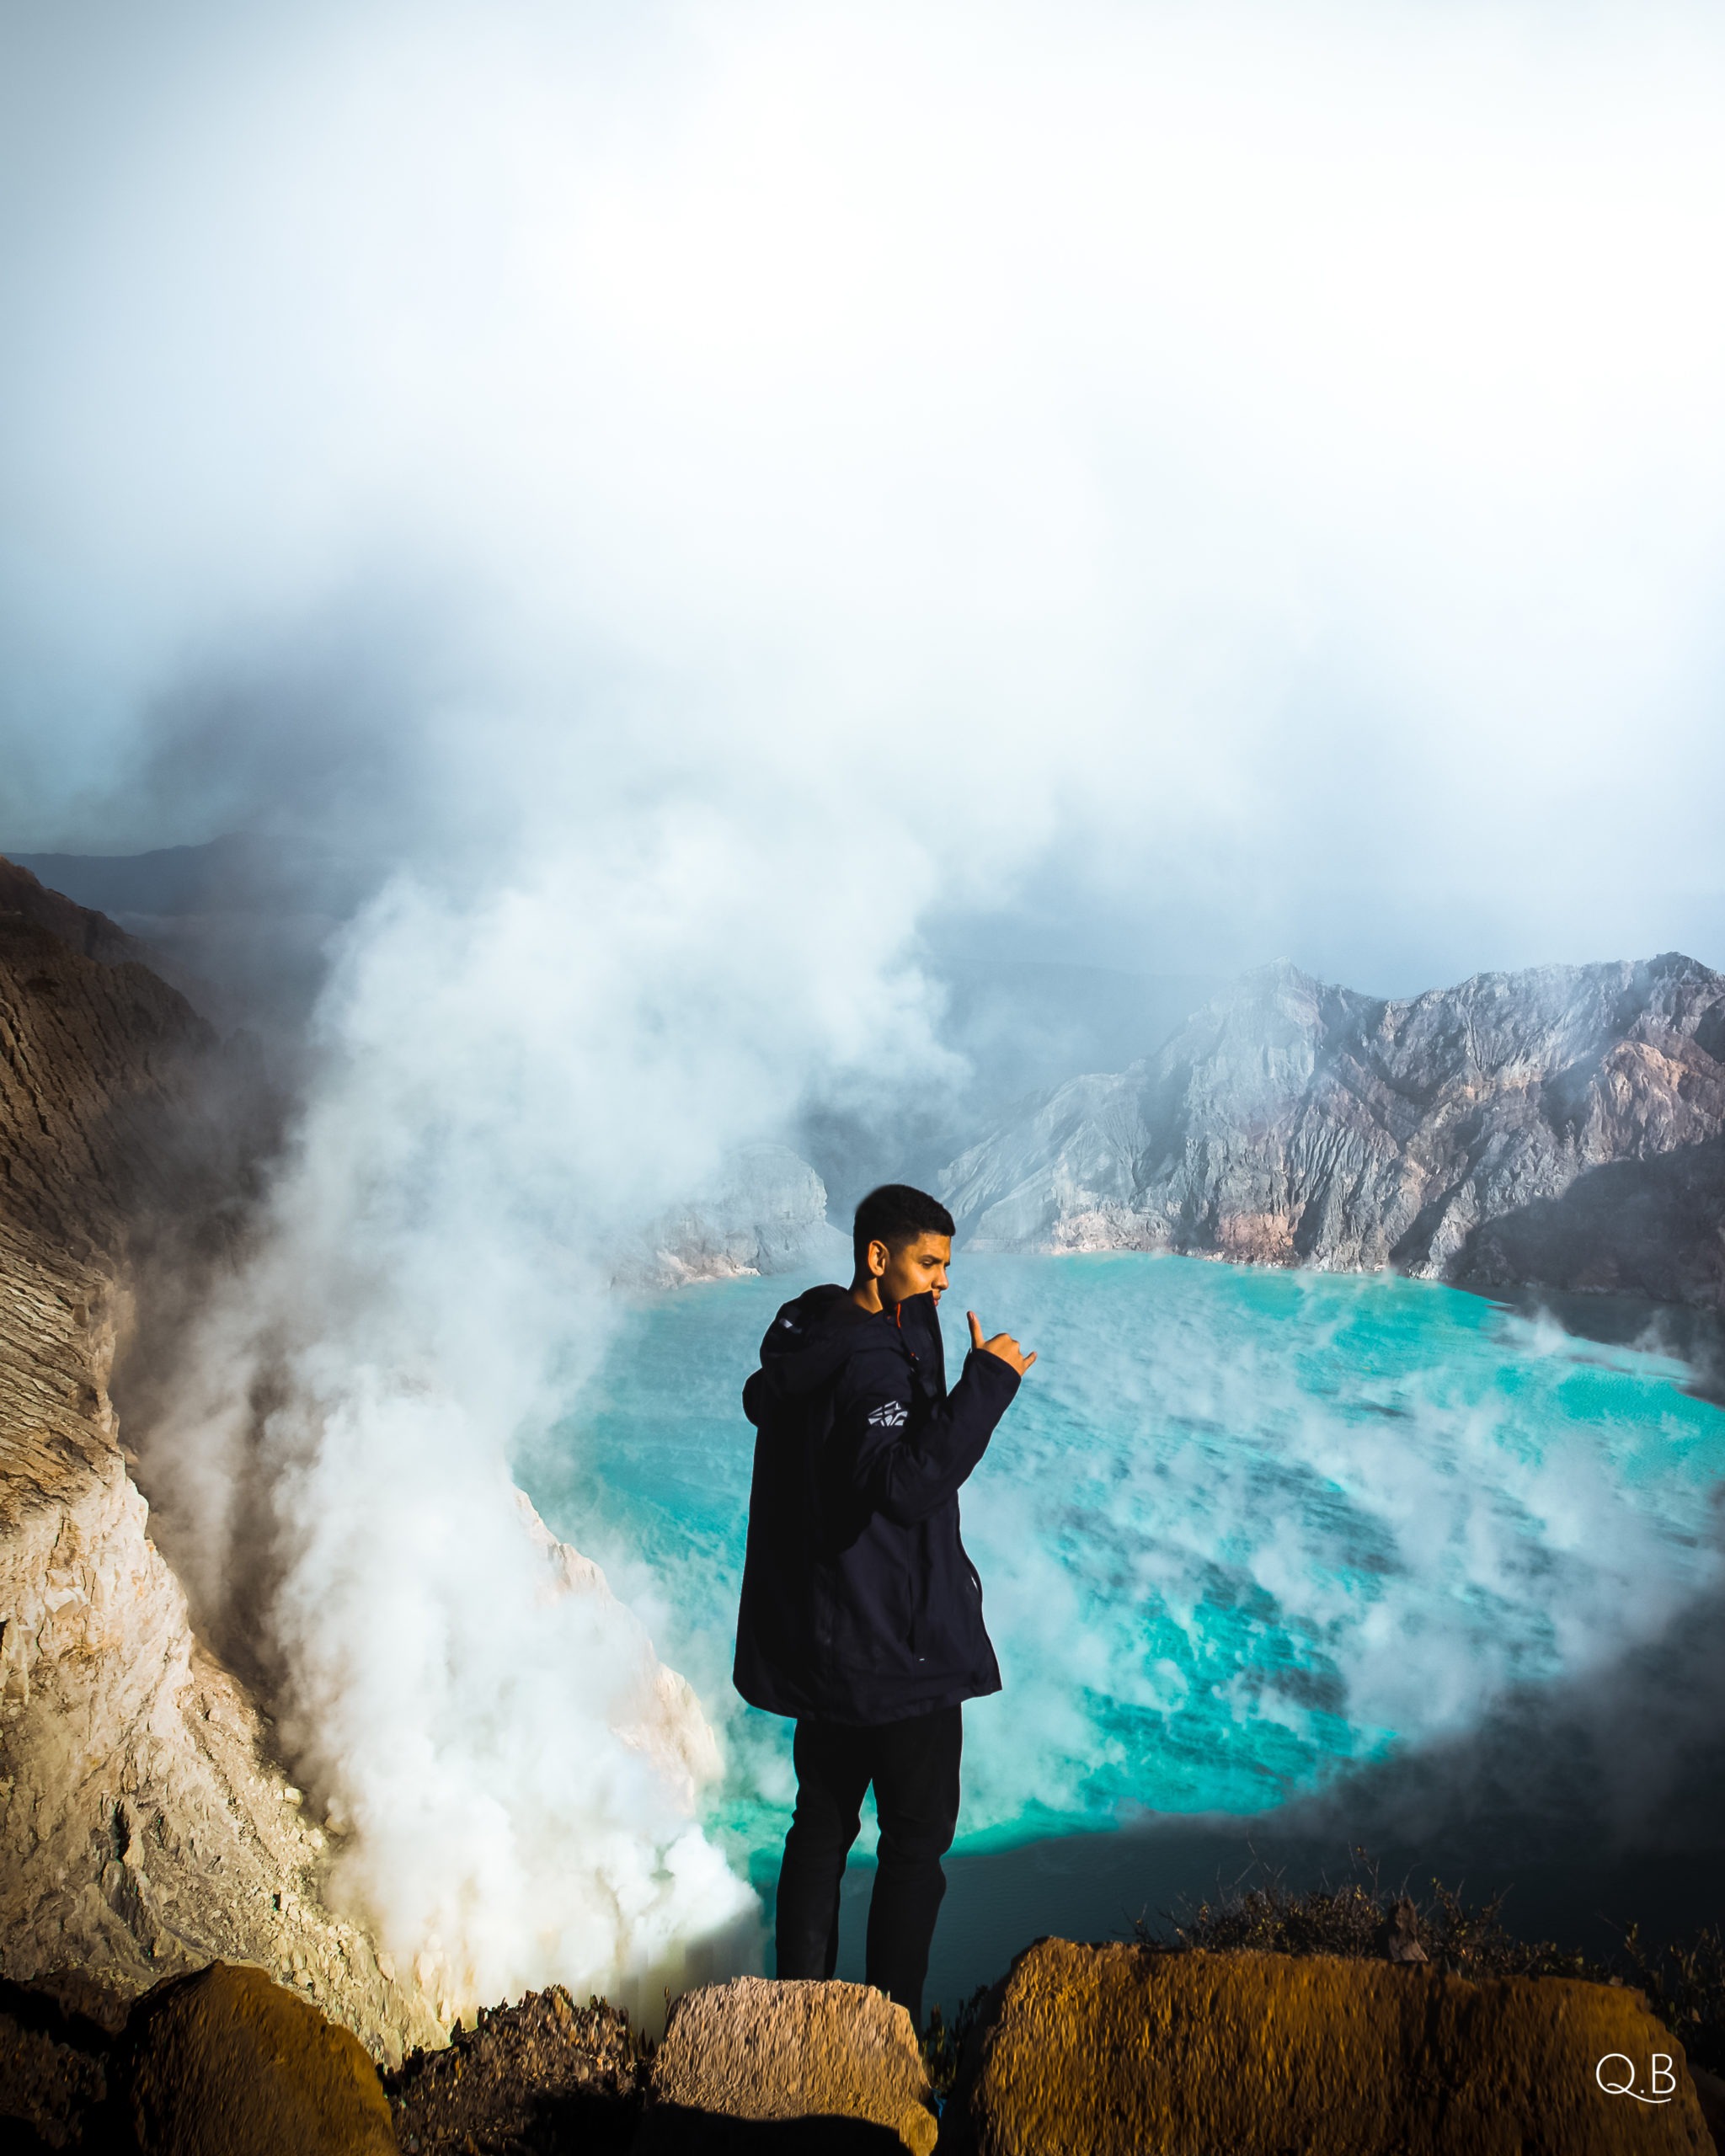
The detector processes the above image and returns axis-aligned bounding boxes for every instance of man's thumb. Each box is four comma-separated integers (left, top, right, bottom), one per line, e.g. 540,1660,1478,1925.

967,1310,984,1350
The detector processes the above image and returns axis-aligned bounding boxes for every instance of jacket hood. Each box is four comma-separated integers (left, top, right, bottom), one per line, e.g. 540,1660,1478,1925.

754,1283,878,1400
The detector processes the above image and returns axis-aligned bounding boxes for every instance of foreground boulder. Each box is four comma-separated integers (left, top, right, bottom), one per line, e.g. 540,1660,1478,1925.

122,1961,397,2155
946,1939,1715,2155
640,1977,937,2154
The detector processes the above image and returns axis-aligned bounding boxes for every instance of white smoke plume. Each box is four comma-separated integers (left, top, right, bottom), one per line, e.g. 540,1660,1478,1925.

139,827,959,2019
141,832,957,2009
7,0,1725,2011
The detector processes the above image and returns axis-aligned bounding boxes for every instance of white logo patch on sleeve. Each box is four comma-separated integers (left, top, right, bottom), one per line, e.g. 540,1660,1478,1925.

866,1401,911,1428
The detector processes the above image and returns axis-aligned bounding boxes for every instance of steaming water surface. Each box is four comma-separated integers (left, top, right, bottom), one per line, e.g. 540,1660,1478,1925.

522,1256,1725,1905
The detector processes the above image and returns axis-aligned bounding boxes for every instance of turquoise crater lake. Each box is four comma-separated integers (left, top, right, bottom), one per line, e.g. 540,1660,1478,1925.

519,1255,1725,1898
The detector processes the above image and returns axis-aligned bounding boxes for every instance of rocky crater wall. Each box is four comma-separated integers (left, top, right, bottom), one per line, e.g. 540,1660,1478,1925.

939,953,1725,1311
0,860,443,2063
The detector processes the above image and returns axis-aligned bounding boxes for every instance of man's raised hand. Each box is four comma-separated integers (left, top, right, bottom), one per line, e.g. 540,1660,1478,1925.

967,1310,1037,1376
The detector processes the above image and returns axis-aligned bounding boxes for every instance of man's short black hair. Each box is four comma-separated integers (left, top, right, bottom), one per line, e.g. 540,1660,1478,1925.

852,1183,956,1270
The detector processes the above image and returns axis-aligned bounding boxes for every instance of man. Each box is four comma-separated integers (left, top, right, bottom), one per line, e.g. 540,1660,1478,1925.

733,1182,1034,2029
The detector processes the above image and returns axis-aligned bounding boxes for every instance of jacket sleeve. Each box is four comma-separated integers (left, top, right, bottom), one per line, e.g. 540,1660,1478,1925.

831,1337,1020,1525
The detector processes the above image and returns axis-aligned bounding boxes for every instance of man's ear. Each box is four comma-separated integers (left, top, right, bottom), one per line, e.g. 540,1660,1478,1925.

866,1238,889,1278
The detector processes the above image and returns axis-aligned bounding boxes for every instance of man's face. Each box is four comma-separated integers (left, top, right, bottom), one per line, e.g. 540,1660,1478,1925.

873,1231,952,1306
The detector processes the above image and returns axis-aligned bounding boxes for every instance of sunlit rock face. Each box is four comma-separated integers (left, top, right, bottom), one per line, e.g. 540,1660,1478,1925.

939,955,1725,1308
513,1489,722,1812
0,859,443,2064
624,1142,849,1289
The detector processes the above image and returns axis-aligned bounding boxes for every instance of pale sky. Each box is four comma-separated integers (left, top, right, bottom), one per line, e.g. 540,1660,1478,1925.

3,0,1723,992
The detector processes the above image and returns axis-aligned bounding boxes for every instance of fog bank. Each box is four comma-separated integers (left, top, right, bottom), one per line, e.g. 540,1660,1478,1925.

6,0,1725,2004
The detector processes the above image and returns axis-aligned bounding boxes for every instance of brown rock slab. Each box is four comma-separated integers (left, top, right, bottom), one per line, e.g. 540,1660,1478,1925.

948,1938,1717,2156
642,1977,937,2155
122,1961,398,2155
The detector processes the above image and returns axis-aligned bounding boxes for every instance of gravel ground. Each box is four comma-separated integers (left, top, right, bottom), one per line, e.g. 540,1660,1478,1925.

387,1986,648,2155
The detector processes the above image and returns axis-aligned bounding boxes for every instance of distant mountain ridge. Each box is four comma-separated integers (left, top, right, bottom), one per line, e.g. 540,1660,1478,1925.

3,835,385,1033
937,954,1725,1311
0,852,151,969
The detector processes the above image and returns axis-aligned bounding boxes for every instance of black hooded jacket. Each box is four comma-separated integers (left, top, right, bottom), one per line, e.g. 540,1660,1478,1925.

733,1283,1020,1725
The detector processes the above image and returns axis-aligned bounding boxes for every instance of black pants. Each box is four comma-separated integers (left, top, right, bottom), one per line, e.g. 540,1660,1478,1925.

772,1704,962,2031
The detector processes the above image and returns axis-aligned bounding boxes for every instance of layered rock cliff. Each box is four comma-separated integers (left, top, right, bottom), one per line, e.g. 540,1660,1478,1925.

938,953,1725,1308
0,859,443,2059
623,1142,850,1289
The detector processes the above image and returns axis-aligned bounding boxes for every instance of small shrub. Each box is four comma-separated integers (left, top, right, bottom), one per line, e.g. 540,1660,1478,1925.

1619,1921,1725,2078
921,1983,992,2101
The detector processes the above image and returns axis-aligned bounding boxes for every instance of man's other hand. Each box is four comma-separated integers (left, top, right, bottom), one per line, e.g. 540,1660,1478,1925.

967,1310,1037,1375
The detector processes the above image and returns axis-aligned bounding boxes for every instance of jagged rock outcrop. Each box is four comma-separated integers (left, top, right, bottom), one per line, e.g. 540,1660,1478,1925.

944,1938,1714,2155
514,1492,722,1812
387,1986,644,2153
0,862,442,2062
939,954,1725,1306
623,1144,850,1289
